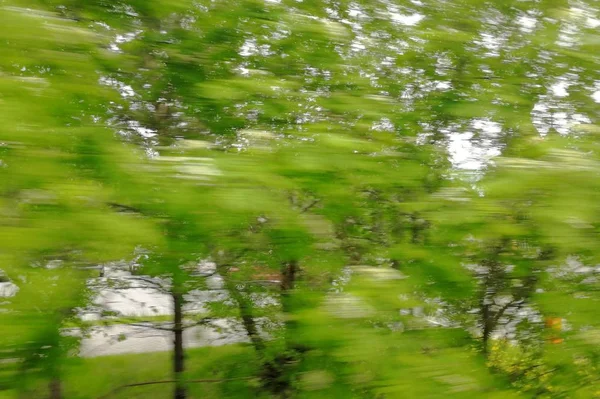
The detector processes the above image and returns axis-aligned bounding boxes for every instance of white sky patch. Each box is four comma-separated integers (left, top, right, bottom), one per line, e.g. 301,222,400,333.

549,73,578,98
586,17,600,28
127,120,157,138
234,62,251,76
325,8,339,19
347,3,367,19
146,147,159,158
116,32,137,44
0,281,19,298
435,53,452,76
350,37,366,52
371,117,395,132
271,28,290,40
120,85,135,97
239,39,257,57
447,132,483,170
471,118,502,135
381,56,395,67
113,4,138,17
386,3,424,26
348,8,362,18
531,74,588,135
571,113,592,126
339,16,364,35
416,132,433,145
389,12,424,26
239,38,272,57
592,82,600,103
445,119,503,170
483,9,506,26
435,81,452,90
479,65,493,75
108,30,141,53
557,21,580,47
94,21,111,30
532,101,551,136
98,76,137,98
550,80,569,97
532,97,591,136
517,14,537,33
475,32,504,57
180,15,196,30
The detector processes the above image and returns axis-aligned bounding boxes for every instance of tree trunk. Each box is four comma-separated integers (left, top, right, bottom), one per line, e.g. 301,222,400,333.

48,377,62,399
226,279,265,352
218,260,266,354
172,291,186,399
481,303,493,356
239,299,266,352
220,265,284,395
260,260,301,397
280,261,297,294
280,260,298,345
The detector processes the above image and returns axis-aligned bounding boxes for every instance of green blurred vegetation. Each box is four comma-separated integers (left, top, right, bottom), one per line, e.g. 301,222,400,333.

1,0,600,398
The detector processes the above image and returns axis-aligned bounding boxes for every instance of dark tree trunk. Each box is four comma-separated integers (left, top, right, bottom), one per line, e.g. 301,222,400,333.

218,260,266,354
280,260,298,345
227,280,266,352
47,322,65,399
172,291,186,399
241,307,265,352
219,263,282,394
259,261,302,397
280,261,297,293
481,303,493,356
48,377,62,399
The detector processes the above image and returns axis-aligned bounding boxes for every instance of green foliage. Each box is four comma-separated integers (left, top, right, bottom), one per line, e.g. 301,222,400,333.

2,0,600,397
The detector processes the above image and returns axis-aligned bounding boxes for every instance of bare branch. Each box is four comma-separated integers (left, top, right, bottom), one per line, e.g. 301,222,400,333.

106,202,144,214
96,376,255,399
125,322,176,332
300,199,320,213
492,300,517,325
182,317,216,330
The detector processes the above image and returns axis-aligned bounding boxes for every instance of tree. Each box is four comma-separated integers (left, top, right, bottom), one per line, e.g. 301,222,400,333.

0,4,159,397
3,0,600,398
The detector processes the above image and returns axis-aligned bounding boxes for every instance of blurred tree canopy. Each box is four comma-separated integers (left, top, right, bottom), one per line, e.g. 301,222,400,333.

1,0,600,398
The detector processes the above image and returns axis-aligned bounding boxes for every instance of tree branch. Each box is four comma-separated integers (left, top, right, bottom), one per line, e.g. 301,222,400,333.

127,276,168,290
182,317,216,330
96,376,255,399
492,300,517,325
125,322,176,332
300,199,320,213
106,202,144,215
